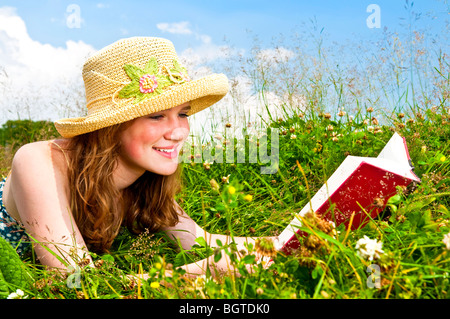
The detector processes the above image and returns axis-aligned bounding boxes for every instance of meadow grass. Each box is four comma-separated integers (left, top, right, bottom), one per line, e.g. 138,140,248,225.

1,103,449,299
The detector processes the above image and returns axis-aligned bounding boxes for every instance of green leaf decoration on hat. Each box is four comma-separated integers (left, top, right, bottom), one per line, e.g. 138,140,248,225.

168,59,191,83
118,57,172,104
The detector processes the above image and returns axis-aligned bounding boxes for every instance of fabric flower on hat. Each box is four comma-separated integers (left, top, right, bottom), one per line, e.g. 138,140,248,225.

139,74,158,93
118,57,172,104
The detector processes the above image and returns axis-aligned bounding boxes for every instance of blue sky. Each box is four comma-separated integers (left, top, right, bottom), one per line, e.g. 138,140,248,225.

0,0,448,126
3,0,448,52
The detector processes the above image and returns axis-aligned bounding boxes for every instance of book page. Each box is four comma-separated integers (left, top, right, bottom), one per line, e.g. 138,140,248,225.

377,132,420,182
377,132,409,163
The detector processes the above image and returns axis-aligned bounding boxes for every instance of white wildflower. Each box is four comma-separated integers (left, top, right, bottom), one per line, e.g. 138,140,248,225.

7,289,26,299
443,232,450,251
290,134,297,139
328,220,339,238
355,235,384,261
221,174,231,183
193,275,207,291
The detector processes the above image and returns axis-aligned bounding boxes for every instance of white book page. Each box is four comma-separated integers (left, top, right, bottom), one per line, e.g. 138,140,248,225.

377,132,408,163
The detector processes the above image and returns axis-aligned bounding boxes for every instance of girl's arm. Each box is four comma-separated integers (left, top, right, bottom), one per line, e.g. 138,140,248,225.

162,203,276,277
7,141,90,270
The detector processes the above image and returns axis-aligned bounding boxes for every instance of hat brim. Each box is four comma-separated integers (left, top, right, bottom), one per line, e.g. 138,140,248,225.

54,73,228,138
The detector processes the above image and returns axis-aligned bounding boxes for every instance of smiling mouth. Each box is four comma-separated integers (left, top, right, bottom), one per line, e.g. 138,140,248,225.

152,147,175,153
152,145,179,159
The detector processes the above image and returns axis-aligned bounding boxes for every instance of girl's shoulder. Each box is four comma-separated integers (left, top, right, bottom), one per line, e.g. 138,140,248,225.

12,139,69,177
4,140,71,224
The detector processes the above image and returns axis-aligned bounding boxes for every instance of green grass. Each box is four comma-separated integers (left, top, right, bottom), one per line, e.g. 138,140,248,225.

2,104,449,299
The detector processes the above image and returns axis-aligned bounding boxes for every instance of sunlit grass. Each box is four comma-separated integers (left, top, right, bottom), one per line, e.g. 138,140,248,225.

1,103,448,299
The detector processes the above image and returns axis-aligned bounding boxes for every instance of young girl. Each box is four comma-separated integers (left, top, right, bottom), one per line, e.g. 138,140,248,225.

0,37,273,276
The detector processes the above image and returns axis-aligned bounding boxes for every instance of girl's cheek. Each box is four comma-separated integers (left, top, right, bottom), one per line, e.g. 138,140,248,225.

123,142,144,159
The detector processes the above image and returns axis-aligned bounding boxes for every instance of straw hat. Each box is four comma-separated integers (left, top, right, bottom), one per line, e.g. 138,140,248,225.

54,37,229,138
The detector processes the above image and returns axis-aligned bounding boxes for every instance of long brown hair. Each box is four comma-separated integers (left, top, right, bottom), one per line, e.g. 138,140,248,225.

63,122,182,253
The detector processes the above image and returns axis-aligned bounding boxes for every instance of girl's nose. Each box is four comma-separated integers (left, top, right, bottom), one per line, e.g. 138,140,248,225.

166,127,189,141
163,117,189,141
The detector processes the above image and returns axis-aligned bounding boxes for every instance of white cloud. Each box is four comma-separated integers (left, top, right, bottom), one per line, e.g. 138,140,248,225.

157,21,212,45
96,3,110,9
180,45,235,71
0,6,96,124
198,34,211,45
157,21,192,35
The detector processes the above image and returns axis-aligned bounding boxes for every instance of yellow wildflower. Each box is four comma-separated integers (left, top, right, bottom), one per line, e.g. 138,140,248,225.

150,282,160,289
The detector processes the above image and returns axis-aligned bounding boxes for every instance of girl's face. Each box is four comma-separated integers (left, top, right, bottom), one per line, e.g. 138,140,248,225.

118,103,191,178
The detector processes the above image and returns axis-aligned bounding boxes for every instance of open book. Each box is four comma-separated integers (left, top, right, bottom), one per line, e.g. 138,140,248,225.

275,132,421,254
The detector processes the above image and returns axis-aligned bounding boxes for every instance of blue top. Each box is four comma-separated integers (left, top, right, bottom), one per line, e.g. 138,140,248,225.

0,177,31,256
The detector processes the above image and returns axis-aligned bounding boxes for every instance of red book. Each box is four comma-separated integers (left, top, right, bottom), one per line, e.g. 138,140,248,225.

275,132,421,255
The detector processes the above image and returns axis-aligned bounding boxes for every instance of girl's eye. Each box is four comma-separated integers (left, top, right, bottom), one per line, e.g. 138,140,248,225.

148,113,189,120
